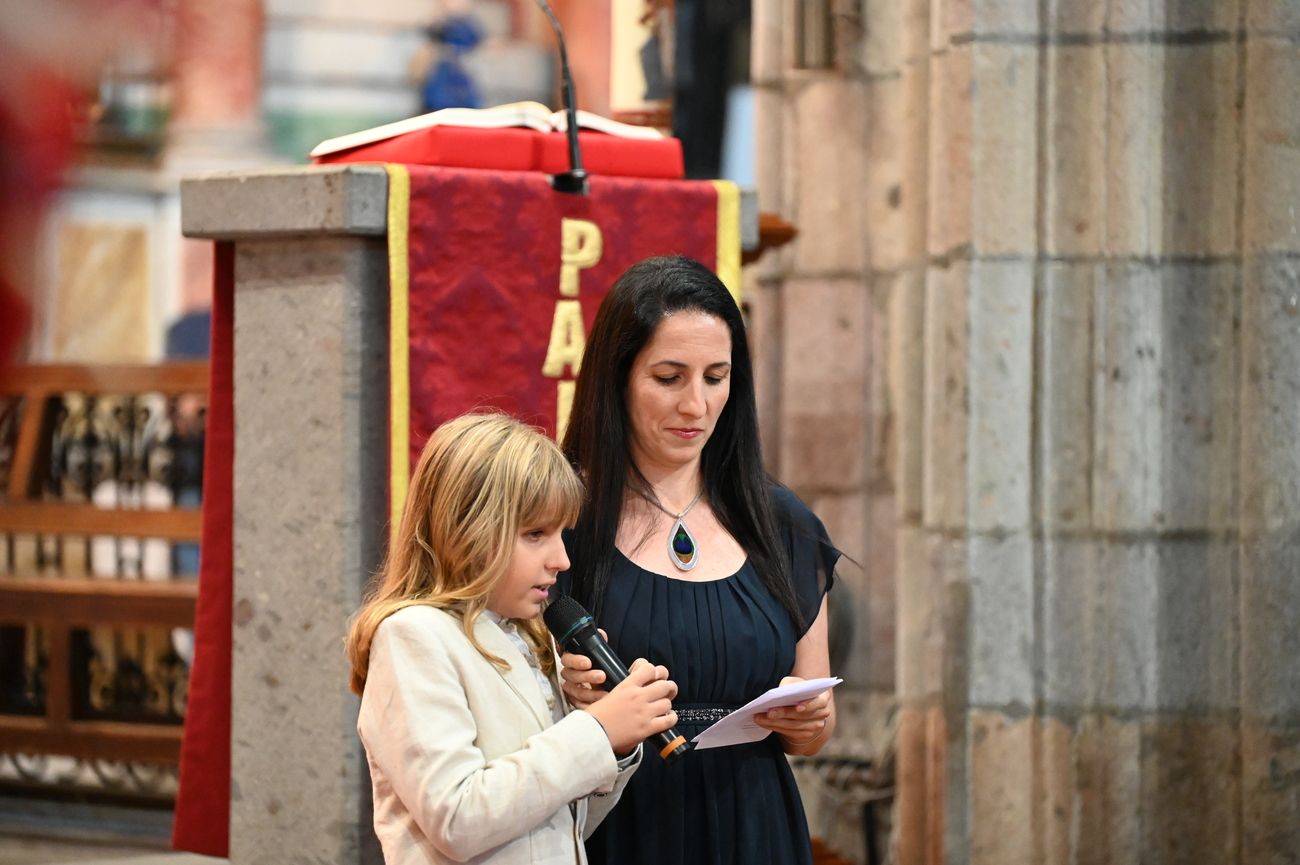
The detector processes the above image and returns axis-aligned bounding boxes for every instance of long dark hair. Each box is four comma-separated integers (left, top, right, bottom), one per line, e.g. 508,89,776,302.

562,255,802,628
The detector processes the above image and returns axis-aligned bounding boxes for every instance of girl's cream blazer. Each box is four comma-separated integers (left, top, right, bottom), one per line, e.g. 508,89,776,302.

358,605,640,865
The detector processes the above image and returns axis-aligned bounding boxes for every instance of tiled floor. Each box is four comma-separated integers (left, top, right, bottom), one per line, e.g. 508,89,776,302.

0,835,166,865
0,797,178,865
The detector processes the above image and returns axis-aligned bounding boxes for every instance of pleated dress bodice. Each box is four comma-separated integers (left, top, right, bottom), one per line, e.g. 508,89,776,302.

559,485,839,865
577,554,811,865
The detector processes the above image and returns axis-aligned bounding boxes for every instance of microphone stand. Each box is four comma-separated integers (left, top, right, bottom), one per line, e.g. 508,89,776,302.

535,0,589,195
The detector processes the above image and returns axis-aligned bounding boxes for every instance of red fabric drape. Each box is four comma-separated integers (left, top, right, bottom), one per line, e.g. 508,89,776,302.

401,165,725,457
171,241,234,857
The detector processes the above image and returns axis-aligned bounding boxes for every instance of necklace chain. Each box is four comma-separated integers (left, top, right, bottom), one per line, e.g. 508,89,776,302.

635,486,703,571
637,487,703,520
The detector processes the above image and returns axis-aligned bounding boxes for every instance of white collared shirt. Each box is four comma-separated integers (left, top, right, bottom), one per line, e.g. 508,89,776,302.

483,609,562,722
482,610,638,769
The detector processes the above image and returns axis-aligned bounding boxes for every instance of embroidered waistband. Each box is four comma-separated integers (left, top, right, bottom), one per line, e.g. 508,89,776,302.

674,706,737,724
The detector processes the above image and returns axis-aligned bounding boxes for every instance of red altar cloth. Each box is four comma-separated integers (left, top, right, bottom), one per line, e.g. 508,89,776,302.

387,164,739,518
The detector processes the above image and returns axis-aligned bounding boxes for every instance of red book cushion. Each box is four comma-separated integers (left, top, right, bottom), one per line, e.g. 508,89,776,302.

535,130,683,179
314,125,538,171
314,125,684,180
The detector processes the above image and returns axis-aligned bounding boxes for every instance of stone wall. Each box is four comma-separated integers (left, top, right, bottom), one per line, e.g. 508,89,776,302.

752,0,1300,863
749,3,897,857
750,0,895,701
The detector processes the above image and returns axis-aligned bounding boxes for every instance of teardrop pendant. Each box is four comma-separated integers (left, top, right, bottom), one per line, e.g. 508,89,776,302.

668,519,699,571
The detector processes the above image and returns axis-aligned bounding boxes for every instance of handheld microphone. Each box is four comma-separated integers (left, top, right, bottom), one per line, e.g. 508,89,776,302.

533,0,588,195
544,595,689,760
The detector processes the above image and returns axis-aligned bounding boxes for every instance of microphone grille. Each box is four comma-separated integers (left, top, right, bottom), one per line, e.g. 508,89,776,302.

542,594,590,637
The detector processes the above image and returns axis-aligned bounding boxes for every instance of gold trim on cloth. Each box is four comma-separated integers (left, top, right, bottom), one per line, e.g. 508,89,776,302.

386,164,412,529
709,179,741,306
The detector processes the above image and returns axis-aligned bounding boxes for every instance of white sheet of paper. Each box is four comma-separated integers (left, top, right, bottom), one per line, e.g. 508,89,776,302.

690,677,842,750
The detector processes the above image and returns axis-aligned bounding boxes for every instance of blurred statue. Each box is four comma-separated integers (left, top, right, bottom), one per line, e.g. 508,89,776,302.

639,0,674,102
671,0,749,178
410,0,484,113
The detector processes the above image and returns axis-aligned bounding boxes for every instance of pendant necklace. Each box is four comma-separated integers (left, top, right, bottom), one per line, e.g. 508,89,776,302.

637,487,704,571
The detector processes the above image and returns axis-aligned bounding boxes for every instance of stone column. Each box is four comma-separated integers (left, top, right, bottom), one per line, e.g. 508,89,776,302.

181,165,391,865
883,0,1300,863
1239,3,1300,859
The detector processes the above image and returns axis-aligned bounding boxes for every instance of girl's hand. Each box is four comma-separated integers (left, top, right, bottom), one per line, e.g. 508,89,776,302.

752,675,832,749
584,658,679,755
559,629,609,708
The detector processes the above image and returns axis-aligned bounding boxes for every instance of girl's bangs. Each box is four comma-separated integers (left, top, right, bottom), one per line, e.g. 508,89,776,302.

518,446,583,529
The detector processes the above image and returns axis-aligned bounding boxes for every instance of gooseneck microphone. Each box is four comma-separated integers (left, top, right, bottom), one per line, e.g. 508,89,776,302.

544,595,689,760
533,0,589,195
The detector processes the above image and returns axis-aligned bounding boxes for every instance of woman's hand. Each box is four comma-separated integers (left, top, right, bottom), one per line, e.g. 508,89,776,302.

759,596,836,755
559,629,610,709
584,658,679,755
752,675,833,753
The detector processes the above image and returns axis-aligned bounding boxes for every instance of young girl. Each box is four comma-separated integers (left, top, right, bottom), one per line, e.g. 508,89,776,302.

346,413,679,865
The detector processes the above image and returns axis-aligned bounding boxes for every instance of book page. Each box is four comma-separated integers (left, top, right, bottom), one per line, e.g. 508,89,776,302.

309,101,554,157
690,677,842,750
310,100,667,159
551,108,665,140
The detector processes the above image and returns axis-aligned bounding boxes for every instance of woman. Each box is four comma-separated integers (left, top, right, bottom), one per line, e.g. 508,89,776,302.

558,256,840,865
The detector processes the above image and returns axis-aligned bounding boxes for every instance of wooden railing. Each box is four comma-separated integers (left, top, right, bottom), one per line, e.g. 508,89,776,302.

0,363,207,769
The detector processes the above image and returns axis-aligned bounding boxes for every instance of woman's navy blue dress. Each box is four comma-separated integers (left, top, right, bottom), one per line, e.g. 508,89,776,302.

560,487,839,865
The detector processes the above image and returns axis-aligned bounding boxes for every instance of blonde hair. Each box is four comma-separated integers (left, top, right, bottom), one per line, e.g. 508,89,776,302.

346,413,583,695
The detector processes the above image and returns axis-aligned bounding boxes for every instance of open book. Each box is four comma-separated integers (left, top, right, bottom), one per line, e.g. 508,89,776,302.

310,101,664,160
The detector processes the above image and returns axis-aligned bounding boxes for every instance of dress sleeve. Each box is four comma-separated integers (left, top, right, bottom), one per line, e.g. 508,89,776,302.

771,485,840,637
